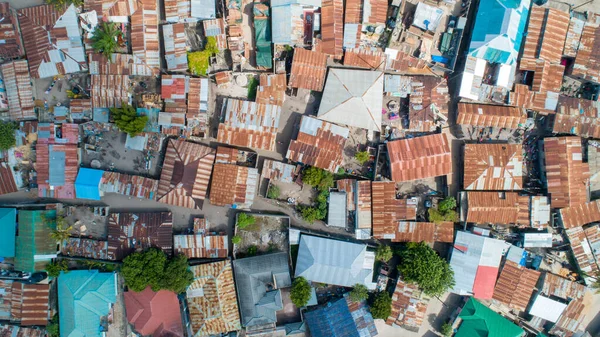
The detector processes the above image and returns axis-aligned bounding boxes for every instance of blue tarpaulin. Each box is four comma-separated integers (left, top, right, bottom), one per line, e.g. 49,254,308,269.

75,168,104,200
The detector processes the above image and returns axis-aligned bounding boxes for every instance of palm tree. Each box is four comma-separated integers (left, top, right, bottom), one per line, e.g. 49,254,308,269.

91,22,120,58
590,273,600,293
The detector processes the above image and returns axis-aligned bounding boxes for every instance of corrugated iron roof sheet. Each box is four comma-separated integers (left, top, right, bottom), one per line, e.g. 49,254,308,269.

0,4,24,59
61,238,108,260
464,143,524,190
509,84,558,114
88,53,154,76
209,163,258,209
18,4,86,78
91,74,130,109
187,261,241,335
0,324,45,337
387,133,452,182
457,102,527,129
492,261,540,312
386,278,429,330
573,17,600,83
518,58,565,93
356,180,372,231
256,73,286,106
289,48,328,91
407,76,450,132
261,159,297,183
100,171,158,200
165,0,190,22
362,0,387,25
217,98,281,152
542,272,592,336
162,23,188,72
1,60,35,120
559,199,600,229
336,179,356,212
107,212,173,260
466,192,530,226
286,115,349,173
522,7,569,64
156,139,215,209
36,143,78,199
553,113,600,139
371,181,417,239
131,0,160,74
343,48,386,70
384,48,433,74
174,233,227,258
0,162,18,196
0,281,50,326
394,221,454,244
564,16,584,57
567,226,599,276
320,0,344,59
543,137,590,209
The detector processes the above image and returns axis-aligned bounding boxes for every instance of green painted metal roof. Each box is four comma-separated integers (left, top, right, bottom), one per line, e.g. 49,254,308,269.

59,270,117,337
14,209,57,273
456,298,524,337
0,208,16,258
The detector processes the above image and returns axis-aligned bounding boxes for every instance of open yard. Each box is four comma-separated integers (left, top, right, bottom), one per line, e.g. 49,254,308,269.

233,214,290,257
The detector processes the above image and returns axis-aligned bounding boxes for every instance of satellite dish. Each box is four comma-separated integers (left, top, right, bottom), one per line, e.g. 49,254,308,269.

91,159,102,168
236,75,248,86
375,25,385,34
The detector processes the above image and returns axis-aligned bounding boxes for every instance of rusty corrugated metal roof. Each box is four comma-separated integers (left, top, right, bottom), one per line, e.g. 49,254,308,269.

88,53,154,76
61,238,108,260
261,159,297,183
130,0,160,74
1,60,35,120
362,0,387,25
542,272,592,336
543,137,590,209
457,102,527,129
356,180,372,230
386,133,452,182
321,0,344,59
371,181,417,239
209,163,258,209
36,142,78,199
217,98,281,152
286,115,349,173
559,199,600,229
394,221,454,244
187,261,241,335
343,48,386,70
386,278,428,330
10,282,49,326
553,113,600,139
464,143,524,190
518,58,565,93
91,74,130,109
256,73,286,106
156,139,216,209
385,49,433,74
163,23,188,71
107,212,173,260
522,7,569,64
492,261,540,312
509,84,557,114
466,192,530,226
0,4,23,59
289,48,328,92
337,179,356,212
572,15,600,83
564,16,585,57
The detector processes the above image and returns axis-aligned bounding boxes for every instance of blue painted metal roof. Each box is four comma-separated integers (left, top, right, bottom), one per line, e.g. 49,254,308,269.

75,168,104,200
0,208,16,258
305,298,359,337
92,108,109,123
48,145,65,186
59,270,117,337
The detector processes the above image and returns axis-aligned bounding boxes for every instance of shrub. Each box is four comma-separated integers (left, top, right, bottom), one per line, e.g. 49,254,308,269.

111,103,148,137
247,77,259,100
237,213,256,229
121,248,193,294
428,197,458,223
302,166,333,191
232,235,242,245
290,277,312,307
0,121,15,151
441,322,453,337
247,245,258,256
47,315,60,337
267,185,280,199
188,37,219,76
354,151,370,164
46,260,69,278
299,206,326,223
349,284,369,302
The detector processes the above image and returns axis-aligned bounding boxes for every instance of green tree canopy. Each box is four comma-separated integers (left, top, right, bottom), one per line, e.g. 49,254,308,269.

0,121,16,151
290,277,312,307
121,248,193,293
232,235,242,245
302,166,334,191
349,284,369,302
438,196,456,213
354,151,370,164
376,244,393,262
111,103,148,137
298,205,326,223
441,322,453,337
47,260,69,278
398,242,455,297
370,291,392,319
237,213,256,229
267,184,280,199
91,22,120,58
428,196,458,223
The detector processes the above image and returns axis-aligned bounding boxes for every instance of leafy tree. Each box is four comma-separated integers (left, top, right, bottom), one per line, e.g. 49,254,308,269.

0,121,15,151
111,103,148,137
290,277,312,307
441,322,453,337
267,185,280,199
248,77,259,100
370,291,392,319
299,206,325,223
47,260,69,278
438,197,457,213
188,37,219,75
91,22,120,58
302,166,325,187
50,216,72,243
121,248,193,293
47,315,60,337
318,171,334,191
232,235,242,245
398,242,455,297
354,151,370,164
349,284,369,302
376,244,393,262
237,213,256,229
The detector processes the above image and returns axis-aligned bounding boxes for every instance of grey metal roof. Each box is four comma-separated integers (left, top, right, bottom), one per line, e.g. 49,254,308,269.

343,24,359,49
449,231,484,296
271,6,292,44
295,235,376,289
49,146,66,185
191,0,216,19
271,0,321,7
232,253,292,327
523,233,553,248
328,192,347,228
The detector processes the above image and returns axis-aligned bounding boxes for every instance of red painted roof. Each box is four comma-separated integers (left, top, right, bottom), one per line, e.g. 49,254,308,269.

472,265,499,300
124,287,183,337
